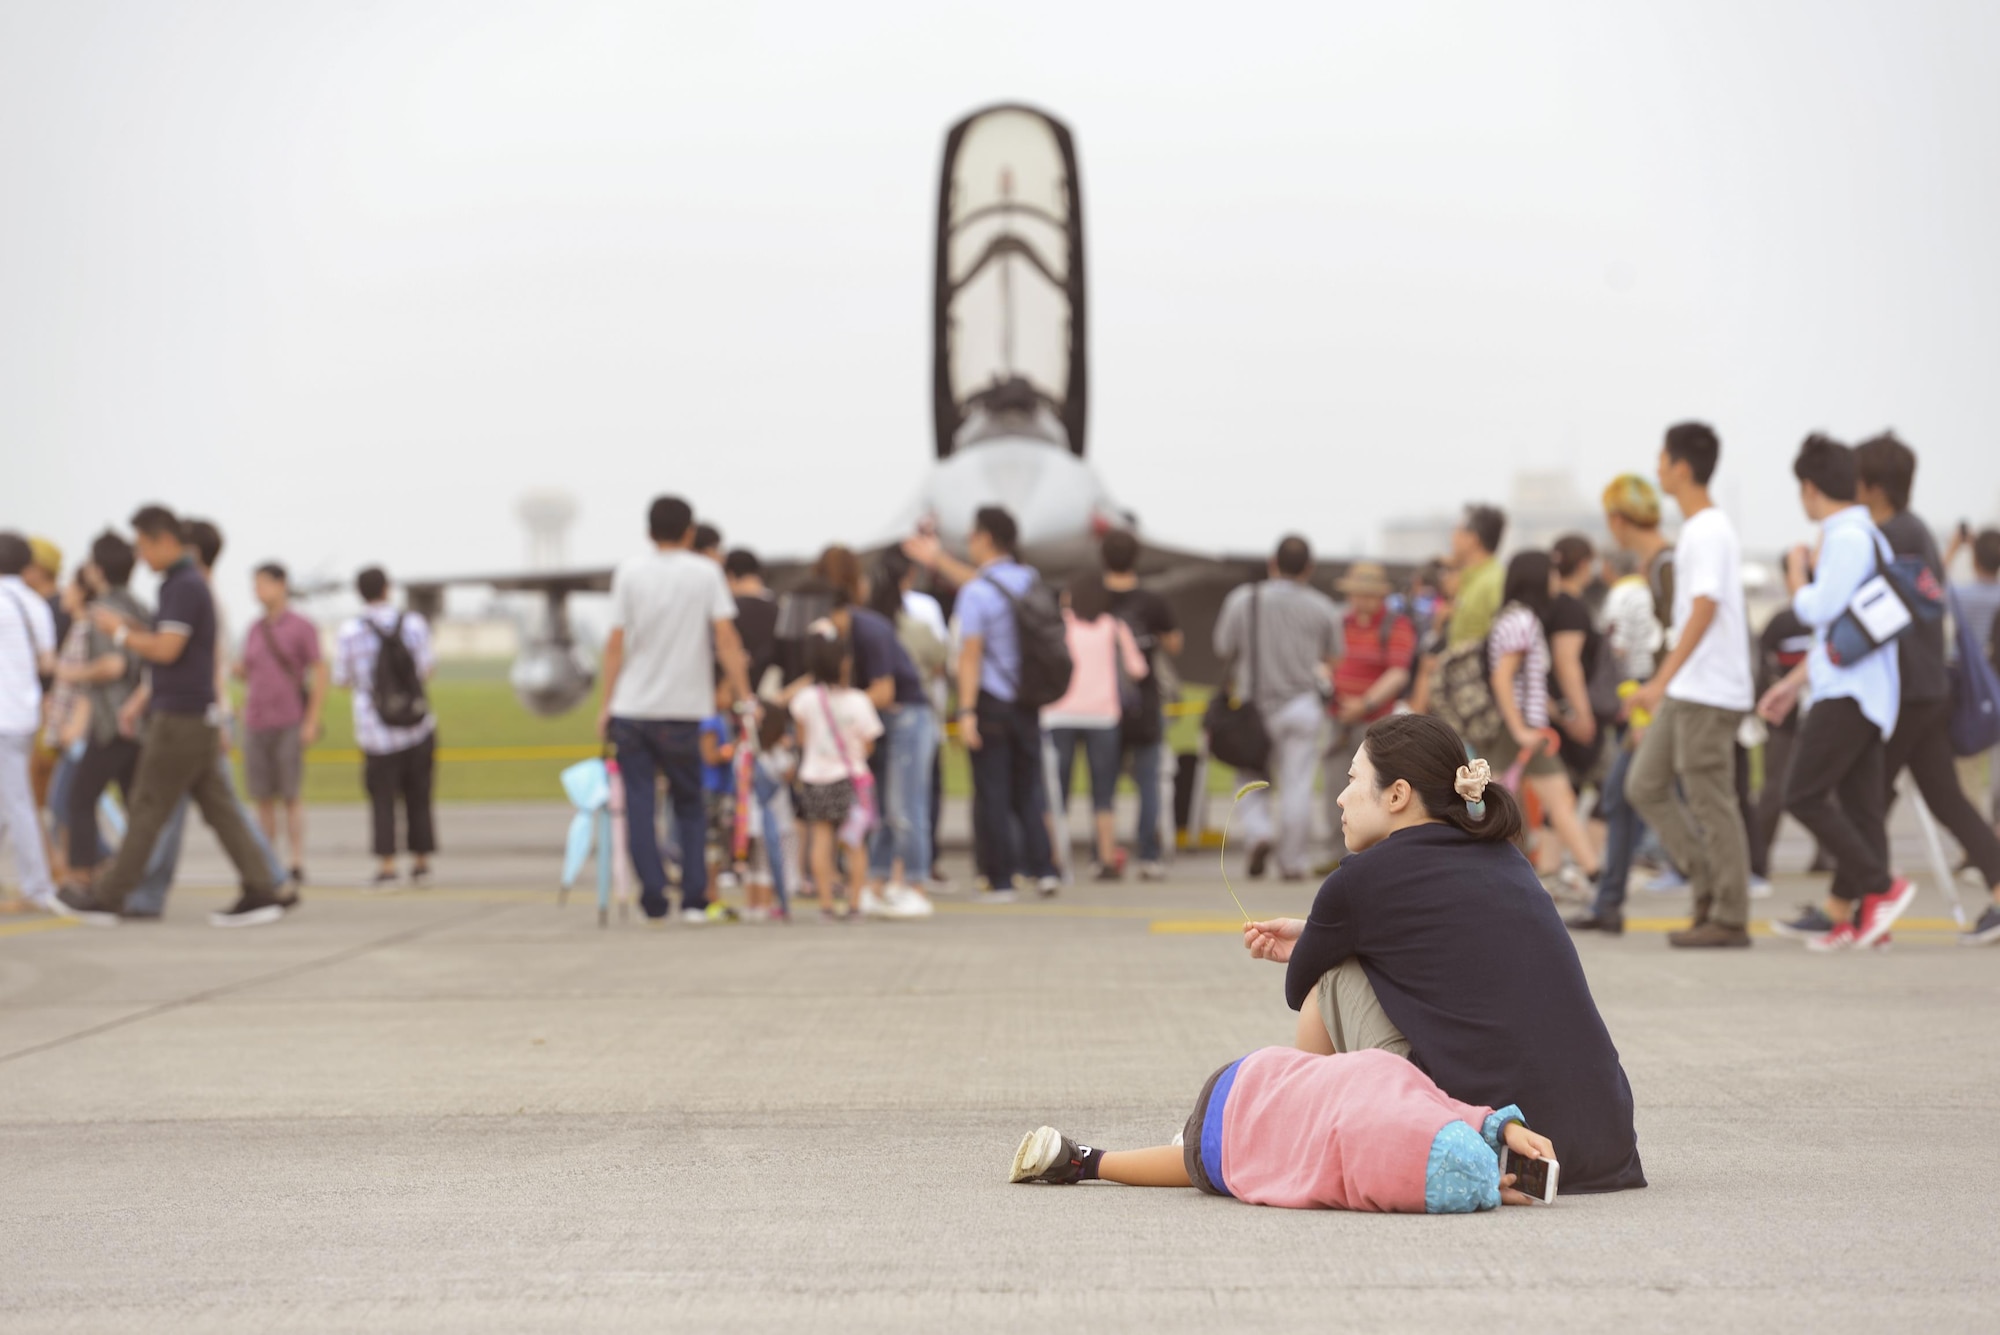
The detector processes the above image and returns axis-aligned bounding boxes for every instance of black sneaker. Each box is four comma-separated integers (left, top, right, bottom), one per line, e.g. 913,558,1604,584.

55,884,121,928
1771,905,1838,939
1092,862,1124,883
1247,842,1272,880
210,889,287,928
410,866,432,889
1962,904,2000,947
1008,1126,1089,1184
289,866,306,887
273,882,301,911
1565,911,1624,935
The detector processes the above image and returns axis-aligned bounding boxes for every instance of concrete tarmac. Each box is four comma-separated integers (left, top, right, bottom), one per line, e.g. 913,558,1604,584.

4,803,1998,1333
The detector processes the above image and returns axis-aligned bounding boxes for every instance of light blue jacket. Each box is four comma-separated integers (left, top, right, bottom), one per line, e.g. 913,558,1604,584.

1793,505,1900,738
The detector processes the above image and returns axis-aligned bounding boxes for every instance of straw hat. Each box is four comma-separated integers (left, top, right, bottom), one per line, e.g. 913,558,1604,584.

1336,561,1392,596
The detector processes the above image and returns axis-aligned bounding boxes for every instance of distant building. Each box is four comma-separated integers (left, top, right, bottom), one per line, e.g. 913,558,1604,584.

1378,470,1609,561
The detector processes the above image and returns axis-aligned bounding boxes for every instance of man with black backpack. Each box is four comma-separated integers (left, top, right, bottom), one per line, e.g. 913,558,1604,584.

906,507,1068,901
334,566,438,887
1102,530,1182,881
1856,434,2000,945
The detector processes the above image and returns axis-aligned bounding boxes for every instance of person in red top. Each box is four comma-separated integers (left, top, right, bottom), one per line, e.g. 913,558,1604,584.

1322,563,1417,864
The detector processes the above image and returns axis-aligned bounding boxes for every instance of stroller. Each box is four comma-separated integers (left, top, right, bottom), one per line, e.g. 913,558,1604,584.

559,752,631,927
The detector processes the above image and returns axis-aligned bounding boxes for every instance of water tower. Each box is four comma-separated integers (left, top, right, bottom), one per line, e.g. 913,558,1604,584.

517,489,578,571
509,489,596,715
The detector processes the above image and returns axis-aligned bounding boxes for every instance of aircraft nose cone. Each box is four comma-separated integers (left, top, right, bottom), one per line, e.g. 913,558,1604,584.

923,438,1109,550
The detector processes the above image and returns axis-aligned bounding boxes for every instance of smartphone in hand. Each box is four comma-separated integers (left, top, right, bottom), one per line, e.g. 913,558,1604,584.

1499,1147,1560,1204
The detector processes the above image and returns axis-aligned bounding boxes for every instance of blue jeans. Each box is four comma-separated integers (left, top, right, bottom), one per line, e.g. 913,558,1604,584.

611,717,707,917
751,761,789,909
969,692,1054,886
1591,738,1645,921
1051,725,1121,812
124,751,286,916
868,705,937,881
1129,738,1164,862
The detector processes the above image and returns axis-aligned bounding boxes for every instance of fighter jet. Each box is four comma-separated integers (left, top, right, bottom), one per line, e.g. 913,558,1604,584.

407,103,1396,715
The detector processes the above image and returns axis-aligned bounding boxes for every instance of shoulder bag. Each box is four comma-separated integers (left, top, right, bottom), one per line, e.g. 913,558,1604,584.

1431,609,1511,755
1204,585,1271,772
259,617,312,711
817,686,878,845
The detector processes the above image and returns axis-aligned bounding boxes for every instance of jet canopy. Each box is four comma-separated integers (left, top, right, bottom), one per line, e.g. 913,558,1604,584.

933,104,1088,461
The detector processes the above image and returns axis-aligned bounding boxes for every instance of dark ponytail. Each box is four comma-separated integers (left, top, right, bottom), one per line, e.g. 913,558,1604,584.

1362,714,1524,844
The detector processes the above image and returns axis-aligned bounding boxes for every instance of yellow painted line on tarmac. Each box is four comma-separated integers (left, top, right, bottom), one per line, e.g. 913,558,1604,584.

1149,915,1970,936
0,916,78,938
931,901,1187,920
298,744,599,766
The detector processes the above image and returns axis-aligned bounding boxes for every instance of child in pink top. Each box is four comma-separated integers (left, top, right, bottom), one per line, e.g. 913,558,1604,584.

1008,1047,1555,1214
787,630,882,921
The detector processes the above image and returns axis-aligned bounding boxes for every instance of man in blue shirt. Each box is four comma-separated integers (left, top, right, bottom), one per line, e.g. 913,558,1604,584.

907,507,1057,902
58,505,290,928
1758,437,1913,952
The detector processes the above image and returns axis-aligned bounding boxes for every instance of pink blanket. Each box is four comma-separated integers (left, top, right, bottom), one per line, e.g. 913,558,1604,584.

1221,1047,1496,1212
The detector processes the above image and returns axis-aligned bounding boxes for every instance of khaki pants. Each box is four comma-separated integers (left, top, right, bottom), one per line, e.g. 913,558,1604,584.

97,713,279,907
1625,696,1750,929
1315,959,1412,1057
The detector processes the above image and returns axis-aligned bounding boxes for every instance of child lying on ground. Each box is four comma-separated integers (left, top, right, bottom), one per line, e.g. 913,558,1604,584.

1008,1047,1555,1214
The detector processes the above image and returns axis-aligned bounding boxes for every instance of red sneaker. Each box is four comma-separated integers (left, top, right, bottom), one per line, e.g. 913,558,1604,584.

1806,922,1860,953
1856,878,1915,949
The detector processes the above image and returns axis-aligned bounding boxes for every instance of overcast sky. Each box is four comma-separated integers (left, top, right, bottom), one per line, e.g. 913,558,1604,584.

7,0,1999,623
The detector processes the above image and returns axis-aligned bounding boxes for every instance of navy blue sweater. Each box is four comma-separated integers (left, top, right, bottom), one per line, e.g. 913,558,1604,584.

1285,822,1646,1193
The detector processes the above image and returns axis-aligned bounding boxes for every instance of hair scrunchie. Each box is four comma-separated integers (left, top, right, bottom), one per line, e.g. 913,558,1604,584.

1454,758,1491,805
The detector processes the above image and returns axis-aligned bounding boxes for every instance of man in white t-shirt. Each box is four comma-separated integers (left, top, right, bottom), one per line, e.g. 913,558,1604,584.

597,496,749,923
0,533,59,912
1622,423,1756,949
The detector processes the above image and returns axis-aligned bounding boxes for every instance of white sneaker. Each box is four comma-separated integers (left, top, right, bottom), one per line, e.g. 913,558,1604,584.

1748,875,1773,900
882,883,935,919
857,887,890,918
1036,875,1061,898
1137,861,1170,882
1644,868,1689,894
677,907,711,924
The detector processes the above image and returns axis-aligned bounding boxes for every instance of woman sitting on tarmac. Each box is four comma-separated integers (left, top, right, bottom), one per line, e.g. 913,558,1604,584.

1005,713,1642,1205
1245,712,1645,1194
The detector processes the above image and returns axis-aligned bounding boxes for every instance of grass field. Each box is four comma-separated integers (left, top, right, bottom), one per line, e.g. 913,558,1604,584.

255,661,1226,804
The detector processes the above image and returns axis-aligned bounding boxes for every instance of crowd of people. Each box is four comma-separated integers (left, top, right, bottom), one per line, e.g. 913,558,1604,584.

0,506,438,927
1205,423,2000,950
6,424,1998,949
